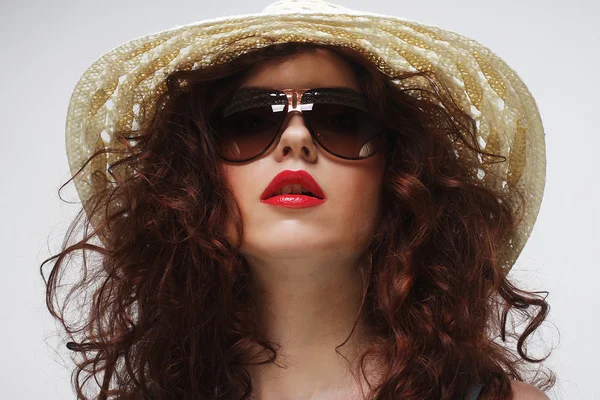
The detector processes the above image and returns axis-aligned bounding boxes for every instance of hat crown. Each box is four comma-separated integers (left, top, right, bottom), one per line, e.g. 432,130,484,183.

260,0,353,15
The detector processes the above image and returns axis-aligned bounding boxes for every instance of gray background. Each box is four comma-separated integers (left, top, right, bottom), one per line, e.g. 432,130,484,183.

1,0,598,398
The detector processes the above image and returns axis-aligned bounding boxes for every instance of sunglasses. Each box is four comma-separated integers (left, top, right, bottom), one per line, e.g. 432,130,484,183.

212,87,386,163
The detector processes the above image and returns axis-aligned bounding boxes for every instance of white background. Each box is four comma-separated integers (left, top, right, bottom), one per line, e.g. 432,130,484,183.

1,0,598,398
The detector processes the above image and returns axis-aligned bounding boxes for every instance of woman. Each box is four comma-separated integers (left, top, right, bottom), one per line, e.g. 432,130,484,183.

41,1,554,399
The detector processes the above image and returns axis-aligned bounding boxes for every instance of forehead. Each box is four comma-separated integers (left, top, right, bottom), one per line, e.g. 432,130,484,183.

238,48,361,92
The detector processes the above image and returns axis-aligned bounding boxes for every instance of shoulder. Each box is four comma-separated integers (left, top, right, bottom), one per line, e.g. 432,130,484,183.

510,380,550,400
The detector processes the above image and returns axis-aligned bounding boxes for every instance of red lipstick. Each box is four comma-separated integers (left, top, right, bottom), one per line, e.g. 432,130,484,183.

260,170,326,209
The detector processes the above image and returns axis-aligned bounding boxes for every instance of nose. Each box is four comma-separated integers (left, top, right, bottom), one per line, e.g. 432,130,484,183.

273,112,318,162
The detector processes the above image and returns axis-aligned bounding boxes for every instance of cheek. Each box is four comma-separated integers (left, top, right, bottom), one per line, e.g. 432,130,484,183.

331,169,383,232
220,164,253,247
221,164,254,205
350,182,381,222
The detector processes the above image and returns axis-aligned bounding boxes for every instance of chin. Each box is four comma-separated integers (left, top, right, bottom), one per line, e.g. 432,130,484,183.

247,234,333,253
244,223,334,247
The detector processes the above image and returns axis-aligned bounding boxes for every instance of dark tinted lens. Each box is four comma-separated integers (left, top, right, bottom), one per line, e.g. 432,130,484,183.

215,105,284,161
214,88,383,162
304,103,383,159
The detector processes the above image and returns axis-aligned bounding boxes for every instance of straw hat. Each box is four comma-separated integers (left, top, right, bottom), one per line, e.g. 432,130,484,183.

64,0,546,272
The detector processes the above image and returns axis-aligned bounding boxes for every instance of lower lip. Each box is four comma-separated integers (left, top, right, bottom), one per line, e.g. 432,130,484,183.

261,194,326,208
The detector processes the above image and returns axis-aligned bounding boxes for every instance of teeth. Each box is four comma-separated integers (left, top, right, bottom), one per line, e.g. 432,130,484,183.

274,184,313,196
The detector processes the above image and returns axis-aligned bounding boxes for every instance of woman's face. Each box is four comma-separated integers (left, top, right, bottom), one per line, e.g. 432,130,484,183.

220,48,385,264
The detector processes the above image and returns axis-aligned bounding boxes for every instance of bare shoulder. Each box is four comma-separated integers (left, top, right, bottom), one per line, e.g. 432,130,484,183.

510,380,550,400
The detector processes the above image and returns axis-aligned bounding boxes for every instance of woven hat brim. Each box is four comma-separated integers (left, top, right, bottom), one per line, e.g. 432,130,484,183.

64,6,546,272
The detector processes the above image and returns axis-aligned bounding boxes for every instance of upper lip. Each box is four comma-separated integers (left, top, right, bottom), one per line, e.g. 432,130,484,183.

261,170,326,200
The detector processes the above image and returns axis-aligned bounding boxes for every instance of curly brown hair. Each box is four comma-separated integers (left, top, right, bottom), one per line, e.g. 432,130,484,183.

41,38,554,400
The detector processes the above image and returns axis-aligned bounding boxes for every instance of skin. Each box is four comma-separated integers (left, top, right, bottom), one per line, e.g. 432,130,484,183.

219,48,548,400
511,381,551,400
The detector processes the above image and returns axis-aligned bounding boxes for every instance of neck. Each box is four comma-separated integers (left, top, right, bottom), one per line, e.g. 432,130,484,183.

242,252,381,399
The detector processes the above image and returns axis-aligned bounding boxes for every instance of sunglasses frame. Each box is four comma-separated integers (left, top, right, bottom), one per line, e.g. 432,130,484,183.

215,87,386,163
